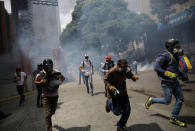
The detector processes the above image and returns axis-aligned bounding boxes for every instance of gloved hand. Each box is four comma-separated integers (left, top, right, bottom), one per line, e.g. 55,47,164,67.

164,71,177,79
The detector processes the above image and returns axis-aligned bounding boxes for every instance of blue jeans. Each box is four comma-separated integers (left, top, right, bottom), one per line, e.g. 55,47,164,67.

108,95,131,128
79,71,85,85
151,81,184,118
84,75,93,93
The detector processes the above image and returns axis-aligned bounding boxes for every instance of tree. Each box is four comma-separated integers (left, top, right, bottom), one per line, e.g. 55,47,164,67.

150,0,189,23
60,0,156,56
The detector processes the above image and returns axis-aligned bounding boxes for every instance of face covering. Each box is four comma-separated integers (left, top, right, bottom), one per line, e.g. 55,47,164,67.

118,67,127,74
85,57,89,61
172,44,183,56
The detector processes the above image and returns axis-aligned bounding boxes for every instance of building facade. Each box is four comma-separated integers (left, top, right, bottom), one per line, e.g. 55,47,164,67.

0,1,16,54
31,0,61,69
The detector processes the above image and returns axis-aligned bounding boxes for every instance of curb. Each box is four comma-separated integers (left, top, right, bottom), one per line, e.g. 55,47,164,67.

0,90,37,103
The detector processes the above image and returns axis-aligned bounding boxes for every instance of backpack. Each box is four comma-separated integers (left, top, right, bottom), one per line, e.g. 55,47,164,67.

155,51,188,81
179,56,192,71
82,60,92,67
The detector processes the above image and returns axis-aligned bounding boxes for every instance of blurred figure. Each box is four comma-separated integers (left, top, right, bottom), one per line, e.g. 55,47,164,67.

101,56,114,75
14,66,27,106
101,56,114,97
145,38,187,127
104,59,138,131
33,63,43,107
34,59,65,131
80,54,94,96
78,66,85,85
132,60,138,75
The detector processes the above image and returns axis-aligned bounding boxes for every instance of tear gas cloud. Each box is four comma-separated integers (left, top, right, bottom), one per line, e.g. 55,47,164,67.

137,63,154,72
59,0,149,80
17,0,151,81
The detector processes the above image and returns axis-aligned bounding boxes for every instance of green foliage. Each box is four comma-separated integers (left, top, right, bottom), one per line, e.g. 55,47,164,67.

60,0,156,55
150,0,189,23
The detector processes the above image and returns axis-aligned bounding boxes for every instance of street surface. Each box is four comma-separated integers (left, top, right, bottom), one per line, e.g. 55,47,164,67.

0,70,195,131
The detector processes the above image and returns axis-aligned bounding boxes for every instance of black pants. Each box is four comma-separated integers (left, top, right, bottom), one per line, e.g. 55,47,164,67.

36,86,42,106
17,85,25,105
108,95,131,128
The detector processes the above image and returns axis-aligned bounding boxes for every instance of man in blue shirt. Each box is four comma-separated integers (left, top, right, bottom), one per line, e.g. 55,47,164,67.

145,38,187,127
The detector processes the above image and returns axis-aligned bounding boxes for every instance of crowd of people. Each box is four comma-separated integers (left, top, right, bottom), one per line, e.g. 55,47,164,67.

8,38,192,131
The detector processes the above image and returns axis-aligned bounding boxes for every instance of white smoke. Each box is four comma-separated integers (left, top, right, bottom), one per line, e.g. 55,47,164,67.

1,0,11,13
137,63,154,72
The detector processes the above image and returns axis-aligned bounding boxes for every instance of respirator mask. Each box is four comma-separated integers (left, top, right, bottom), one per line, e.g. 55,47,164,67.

172,44,183,56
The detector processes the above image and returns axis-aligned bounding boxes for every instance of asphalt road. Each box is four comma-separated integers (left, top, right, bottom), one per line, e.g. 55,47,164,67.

0,71,195,131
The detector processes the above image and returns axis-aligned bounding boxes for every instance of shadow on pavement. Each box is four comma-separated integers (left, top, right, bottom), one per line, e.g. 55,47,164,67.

126,123,163,131
182,88,192,92
131,89,156,97
180,84,186,87
178,116,195,125
151,113,195,124
93,92,105,96
53,125,91,131
186,80,195,83
57,102,64,109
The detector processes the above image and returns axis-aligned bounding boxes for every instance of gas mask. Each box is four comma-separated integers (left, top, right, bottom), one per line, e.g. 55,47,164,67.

105,60,110,64
85,56,89,61
172,44,183,56
43,64,53,75
43,59,53,74
118,66,127,74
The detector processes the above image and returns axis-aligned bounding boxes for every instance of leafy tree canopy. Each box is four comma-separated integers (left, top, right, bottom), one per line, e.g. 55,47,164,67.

60,0,156,54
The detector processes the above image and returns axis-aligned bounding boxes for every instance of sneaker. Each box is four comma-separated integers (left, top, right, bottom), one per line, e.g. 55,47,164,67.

105,99,110,113
170,118,187,127
145,97,152,109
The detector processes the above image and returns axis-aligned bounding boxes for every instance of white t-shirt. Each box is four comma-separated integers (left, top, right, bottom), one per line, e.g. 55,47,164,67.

14,72,27,86
80,60,93,76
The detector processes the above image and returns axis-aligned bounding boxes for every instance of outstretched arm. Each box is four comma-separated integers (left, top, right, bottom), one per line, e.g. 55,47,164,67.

126,67,138,81
34,74,46,85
